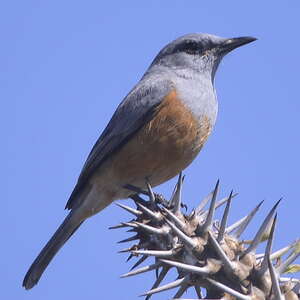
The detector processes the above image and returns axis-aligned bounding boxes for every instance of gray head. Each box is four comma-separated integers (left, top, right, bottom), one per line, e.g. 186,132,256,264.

150,33,256,81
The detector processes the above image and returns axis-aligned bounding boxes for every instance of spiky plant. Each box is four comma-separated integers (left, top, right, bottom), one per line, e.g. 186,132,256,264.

110,174,300,300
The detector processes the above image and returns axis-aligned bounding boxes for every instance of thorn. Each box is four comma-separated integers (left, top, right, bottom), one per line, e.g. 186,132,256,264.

118,234,139,244
145,266,170,300
200,179,219,233
130,255,148,270
215,192,238,209
232,200,264,238
277,247,300,275
259,214,277,274
226,216,247,234
161,206,186,229
208,231,235,275
115,203,142,217
197,184,234,219
169,172,184,214
270,240,300,261
242,199,281,257
123,222,139,228
120,262,161,278
127,254,133,262
141,276,188,297
279,277,300,284
146,180,156,204
109,223,129,230
206,278,251,300
134,222,166,235
132,249,180,258
217,190,233,242
268,257,284,300
196,191,213,215
199,193,238,221
159,259,212,275
165,219,197,249
194,285,203,299
172,284,188,298
135,202,161,221
118,246,136,253
155,266,159,279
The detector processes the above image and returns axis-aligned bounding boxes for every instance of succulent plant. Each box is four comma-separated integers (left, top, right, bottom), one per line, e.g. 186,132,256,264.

110,174,300,300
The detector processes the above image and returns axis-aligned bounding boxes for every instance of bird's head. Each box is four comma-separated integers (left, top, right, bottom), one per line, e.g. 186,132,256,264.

151,33,257,81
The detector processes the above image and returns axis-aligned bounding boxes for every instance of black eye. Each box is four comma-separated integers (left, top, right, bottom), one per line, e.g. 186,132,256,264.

176,41,201,55
184,41,200,55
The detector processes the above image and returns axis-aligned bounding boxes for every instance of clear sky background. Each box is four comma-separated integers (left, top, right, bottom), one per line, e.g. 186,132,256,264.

4,1,300,299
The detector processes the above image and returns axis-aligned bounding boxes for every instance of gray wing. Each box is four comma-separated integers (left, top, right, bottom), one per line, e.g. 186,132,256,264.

66,79,173,209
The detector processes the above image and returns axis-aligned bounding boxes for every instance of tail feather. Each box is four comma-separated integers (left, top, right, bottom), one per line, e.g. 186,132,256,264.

23,212,83,289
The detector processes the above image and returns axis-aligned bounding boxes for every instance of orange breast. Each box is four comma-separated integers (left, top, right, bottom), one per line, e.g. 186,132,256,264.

105,90,212,189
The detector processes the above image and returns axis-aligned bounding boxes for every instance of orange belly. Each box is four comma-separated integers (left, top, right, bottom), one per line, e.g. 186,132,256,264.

106,90,213,194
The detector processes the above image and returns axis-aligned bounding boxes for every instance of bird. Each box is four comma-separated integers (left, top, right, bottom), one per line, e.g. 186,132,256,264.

23,33,256,289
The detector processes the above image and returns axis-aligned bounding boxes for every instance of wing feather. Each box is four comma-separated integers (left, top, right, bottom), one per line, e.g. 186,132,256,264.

66,79,173,209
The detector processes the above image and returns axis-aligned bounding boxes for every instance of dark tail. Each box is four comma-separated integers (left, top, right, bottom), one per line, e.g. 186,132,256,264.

23,211,84,289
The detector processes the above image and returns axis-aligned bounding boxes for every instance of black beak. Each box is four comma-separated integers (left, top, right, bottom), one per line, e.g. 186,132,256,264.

219,36,257,54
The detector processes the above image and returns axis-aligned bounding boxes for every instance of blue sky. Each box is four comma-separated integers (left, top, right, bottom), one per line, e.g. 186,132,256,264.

4,1,300,299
